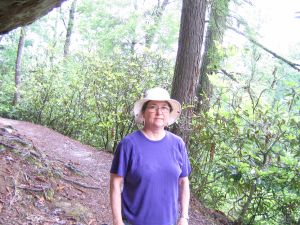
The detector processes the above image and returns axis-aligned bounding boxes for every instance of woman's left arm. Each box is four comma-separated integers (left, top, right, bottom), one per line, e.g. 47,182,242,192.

177,176,190,225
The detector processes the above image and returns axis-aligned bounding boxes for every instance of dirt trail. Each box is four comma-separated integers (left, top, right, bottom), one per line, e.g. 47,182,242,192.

0,117,224,225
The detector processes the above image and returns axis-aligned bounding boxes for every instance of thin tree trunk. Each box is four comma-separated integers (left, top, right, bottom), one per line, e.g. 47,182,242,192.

196,0,229,112
197,27,213,112
13,27,26,106
144,0,169,48
64,0,77,57
129,0,138,54
236,184,256,224
50,8,60,67
171,0,207,145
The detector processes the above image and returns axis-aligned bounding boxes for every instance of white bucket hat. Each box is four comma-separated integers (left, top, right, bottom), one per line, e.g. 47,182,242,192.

133,87,181,125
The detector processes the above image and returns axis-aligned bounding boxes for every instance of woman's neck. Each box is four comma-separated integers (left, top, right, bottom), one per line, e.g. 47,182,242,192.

141,127,166,141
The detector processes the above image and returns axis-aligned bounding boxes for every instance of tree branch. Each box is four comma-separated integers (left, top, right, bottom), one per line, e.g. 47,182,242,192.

220,69,239,82
61,176,100,190
228,27,300,73
8,174,19,208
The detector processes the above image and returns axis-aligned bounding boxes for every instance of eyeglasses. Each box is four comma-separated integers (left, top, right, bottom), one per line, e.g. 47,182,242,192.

147,105,171,113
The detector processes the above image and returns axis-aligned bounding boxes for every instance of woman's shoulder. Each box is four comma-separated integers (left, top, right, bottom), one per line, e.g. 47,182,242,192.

120,130,142,144
166,131,184,144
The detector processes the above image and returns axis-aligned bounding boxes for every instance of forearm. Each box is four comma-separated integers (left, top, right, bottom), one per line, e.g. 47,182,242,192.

178,177,190,222
110,174,124,225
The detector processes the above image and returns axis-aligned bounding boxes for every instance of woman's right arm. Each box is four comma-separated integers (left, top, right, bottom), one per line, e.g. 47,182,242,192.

110,173,125,225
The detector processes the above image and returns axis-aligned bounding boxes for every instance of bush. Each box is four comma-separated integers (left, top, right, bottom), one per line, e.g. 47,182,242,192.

189,87,300,224
14,52,174,152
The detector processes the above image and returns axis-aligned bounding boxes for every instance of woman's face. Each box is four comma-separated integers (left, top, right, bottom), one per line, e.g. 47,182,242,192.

143,100,171,130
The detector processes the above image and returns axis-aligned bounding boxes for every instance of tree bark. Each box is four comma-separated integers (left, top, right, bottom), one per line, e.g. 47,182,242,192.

13,27,26,106
64,0,77,57
171,0,207,145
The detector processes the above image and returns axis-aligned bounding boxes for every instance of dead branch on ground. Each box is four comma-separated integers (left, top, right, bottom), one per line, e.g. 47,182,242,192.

8,174,19,208
60,176,100,190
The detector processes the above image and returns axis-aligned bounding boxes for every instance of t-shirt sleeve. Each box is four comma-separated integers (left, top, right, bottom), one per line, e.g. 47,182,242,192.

110,139,132,177
179,140,192,177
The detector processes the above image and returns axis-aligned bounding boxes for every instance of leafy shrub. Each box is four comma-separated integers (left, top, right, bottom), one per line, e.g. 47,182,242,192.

0,32,19,117
189,85,300,224
0,75,15,117
15,52,174,152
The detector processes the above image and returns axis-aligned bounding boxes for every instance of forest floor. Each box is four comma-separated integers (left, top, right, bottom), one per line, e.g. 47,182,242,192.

0,117,231,225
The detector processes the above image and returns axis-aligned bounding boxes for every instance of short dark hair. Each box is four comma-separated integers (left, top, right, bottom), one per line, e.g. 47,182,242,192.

141,101,173,113
141,101,150,113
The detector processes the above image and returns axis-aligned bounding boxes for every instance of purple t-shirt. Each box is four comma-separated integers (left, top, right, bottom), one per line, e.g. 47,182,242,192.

110,130,191,225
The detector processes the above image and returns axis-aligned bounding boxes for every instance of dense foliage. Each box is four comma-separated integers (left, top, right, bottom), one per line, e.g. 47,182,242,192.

0,0,176,151
190,44,300,224
0,0,299,224
15,53,173,151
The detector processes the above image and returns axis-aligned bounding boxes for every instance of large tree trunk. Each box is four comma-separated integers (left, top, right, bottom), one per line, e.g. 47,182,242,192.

63,0,77,57
171,0,207,145
13,27,26,106
196,0,229,112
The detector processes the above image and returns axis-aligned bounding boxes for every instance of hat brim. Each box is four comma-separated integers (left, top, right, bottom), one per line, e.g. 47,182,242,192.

133,98,181,125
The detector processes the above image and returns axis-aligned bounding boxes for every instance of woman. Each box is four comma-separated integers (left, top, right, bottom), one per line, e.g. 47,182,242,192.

110,87,191,225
